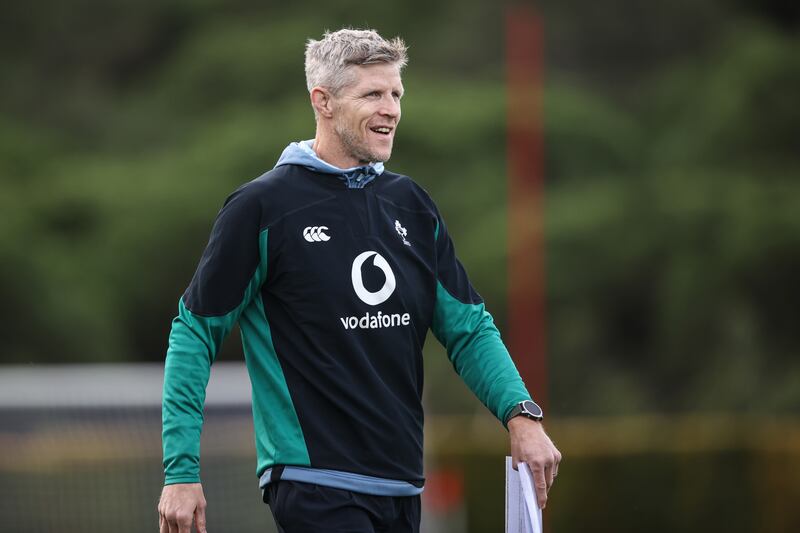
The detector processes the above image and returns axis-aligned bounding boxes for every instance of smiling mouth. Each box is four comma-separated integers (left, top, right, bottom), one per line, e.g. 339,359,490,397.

370,126,393,136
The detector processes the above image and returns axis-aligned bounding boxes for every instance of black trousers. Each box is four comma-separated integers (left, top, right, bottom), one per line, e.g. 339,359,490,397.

265,481,421,533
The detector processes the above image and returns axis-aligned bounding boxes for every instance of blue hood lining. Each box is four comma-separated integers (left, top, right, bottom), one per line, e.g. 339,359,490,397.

275,140,384,189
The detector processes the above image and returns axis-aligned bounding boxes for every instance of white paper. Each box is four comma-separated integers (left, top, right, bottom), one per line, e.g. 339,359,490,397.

505,457,543,533
518,462,543,533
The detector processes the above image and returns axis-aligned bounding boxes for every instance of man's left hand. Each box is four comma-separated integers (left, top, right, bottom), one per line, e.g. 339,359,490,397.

508,417,561,509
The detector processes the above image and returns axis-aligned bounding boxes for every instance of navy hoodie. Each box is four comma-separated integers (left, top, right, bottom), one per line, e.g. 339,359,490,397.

162,140,532,495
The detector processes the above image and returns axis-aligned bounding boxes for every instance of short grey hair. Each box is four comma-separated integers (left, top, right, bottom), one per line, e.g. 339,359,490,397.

305,28,408,95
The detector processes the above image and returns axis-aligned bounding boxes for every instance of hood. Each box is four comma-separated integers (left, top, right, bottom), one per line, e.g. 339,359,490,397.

275,139,384,189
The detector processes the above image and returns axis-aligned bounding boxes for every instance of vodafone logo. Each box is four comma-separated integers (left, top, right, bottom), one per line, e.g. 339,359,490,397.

351,251,396,306
341,251,410,329
303,226,330,242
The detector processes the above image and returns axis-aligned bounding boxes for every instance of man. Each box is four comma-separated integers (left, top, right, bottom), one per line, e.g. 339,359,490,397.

158,28,560,533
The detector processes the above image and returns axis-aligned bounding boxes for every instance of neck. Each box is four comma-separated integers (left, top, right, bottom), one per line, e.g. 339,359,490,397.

312,127,364,169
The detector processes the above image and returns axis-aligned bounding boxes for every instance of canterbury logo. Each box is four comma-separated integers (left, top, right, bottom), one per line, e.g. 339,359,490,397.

303,226,330,242
351,251,396,306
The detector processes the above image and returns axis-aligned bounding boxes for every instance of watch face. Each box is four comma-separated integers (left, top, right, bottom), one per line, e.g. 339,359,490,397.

522,400,543,417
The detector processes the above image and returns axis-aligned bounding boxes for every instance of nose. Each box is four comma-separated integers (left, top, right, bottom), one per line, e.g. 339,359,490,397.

379,94,401,119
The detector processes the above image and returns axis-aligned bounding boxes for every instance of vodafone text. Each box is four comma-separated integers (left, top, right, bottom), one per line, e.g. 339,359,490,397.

340,310,411,330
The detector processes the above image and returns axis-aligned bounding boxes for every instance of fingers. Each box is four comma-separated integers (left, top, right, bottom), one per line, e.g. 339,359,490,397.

523,447,561,509
546,447,562,490
158,504,170,533
176,512,194,533
159,508,194,533
531,461,549,509
195,502,208,533
553,448,562,478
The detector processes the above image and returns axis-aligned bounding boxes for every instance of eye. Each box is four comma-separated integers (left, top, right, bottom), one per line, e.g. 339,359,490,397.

392,91,402,100
366,91,381,98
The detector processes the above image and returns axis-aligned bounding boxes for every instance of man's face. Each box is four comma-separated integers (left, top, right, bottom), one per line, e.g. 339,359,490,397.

330,63,403,165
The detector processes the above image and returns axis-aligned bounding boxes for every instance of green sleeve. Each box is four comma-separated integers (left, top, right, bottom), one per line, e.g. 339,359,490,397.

162,301,239,484
161,185,268,484
430,214,532,427
431,282,532,426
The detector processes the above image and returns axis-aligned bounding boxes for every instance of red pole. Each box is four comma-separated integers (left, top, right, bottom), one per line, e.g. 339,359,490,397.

506,5,547,411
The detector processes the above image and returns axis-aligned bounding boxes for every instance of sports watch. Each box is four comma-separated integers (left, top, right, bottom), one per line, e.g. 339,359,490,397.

505,400,544,424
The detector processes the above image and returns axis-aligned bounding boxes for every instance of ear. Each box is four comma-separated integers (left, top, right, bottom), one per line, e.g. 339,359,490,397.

310,87,335,119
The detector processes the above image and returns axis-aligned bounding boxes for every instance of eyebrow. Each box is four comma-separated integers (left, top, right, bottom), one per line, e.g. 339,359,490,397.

360,86,404,96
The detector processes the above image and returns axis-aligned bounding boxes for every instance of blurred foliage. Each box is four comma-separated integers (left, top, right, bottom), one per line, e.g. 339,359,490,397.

0,0,798,417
